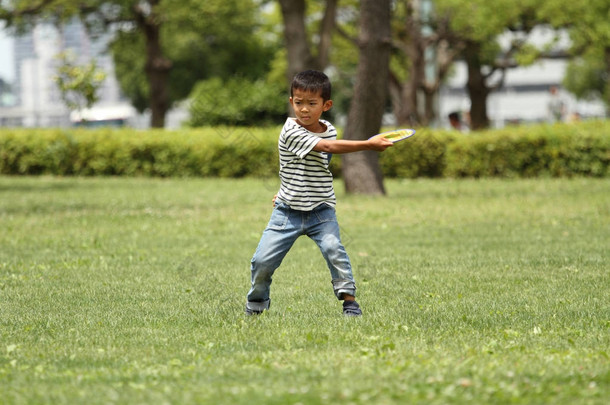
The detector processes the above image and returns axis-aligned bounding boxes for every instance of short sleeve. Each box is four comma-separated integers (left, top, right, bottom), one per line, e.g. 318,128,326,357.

280,121,322,159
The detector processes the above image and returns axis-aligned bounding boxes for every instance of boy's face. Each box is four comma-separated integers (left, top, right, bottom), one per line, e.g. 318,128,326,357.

289,88,333,132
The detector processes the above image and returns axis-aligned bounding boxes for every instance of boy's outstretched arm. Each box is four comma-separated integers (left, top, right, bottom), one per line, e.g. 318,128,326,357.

313,134,394,154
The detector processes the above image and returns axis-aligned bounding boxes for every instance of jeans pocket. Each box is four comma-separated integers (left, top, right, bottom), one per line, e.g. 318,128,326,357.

267,204,289,230
314,204,337,223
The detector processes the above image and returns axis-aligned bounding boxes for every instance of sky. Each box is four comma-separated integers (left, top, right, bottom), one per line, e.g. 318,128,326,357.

0,23,15,83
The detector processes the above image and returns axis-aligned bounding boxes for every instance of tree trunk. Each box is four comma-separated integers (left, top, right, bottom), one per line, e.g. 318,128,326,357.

278,0,338,117
605,46,610,109
342,0,392,195
423,89,435,125
316,0,338,70
278,0,338,81
144,26,171,128
278,0,316,81
391,0,423,127
390,72,419,127
389,0,460,128
464,41,490,130
134,1,172,128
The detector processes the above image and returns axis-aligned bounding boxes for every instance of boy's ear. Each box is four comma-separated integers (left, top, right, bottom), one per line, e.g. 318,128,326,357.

323,99,333,111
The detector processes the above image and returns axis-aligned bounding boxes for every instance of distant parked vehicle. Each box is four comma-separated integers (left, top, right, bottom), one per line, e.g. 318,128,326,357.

70,104,135,128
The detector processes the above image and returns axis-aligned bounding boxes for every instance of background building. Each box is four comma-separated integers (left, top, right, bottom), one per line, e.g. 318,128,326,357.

0,21,606,129
439,58,607,130
438,28,606,129
1,18,133,128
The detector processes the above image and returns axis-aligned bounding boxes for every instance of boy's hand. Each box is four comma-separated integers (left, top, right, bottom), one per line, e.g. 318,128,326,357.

368,134,395,151
272,194,277,206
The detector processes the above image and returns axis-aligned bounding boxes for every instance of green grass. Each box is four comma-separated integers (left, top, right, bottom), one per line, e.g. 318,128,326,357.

1,176,608,404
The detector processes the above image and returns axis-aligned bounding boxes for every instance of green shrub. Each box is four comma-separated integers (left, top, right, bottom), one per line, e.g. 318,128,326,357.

0,127,280,177
187,78,287,127
444,120,610,178
379,129,458,178
0,121,608,178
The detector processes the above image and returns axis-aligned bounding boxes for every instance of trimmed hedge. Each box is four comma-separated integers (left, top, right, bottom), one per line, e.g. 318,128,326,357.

442,121,610,178
0,127,279,178
0,120,608,178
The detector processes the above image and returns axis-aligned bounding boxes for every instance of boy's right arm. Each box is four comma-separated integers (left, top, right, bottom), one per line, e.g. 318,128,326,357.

313,135,393,154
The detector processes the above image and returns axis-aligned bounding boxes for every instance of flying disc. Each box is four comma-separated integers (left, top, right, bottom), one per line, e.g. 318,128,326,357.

373,128,416,143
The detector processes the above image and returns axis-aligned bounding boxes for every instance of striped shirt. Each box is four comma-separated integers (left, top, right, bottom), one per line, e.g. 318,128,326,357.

276,118,336,211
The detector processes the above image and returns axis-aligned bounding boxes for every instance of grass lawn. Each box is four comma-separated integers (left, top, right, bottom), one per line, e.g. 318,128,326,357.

0,176,608,404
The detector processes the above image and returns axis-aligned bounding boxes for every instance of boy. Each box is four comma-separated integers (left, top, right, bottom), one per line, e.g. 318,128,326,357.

245,70,393,316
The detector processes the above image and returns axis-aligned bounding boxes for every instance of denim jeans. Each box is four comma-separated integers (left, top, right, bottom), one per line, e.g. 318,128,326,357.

246,202,356,312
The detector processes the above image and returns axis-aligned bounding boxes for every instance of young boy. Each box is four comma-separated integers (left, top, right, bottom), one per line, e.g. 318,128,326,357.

245,70,393,316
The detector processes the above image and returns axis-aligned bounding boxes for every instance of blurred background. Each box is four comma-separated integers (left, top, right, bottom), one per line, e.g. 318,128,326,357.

0,0,607,130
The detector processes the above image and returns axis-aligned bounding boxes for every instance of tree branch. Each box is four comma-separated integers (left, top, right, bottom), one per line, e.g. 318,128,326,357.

334,24,358,46
0,0,58,23
315,0,338,69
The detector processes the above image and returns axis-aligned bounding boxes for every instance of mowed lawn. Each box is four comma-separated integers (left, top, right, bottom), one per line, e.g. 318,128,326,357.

0,176,608,404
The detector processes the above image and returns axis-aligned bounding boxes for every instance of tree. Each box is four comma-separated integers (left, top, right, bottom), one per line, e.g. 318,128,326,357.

0,0,272,128
389,0,464,127
109,0,275,126
112,0,275,128
336,0,548,130
277,0,338,81
435,0,547,129
540,0,610,111
341,0,392,195
0,0,173,127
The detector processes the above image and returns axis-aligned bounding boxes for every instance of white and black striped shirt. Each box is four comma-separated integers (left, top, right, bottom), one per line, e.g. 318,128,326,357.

276,118,336,211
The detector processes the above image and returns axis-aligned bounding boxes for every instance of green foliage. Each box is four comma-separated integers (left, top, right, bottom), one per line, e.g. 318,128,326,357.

540,0,610,108
1,0,277,118
379,130,459,178
436,0,534,41
110,31,149,113
1,121,609,178
53,51,107,112
443,121,610,178
0,127,279,177
107,0,277,114
563,49,609,106
187,78,286,126
513,43,542,66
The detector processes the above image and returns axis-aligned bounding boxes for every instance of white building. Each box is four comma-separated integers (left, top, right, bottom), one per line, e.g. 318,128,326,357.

1,19,134,128
1,22,606,129
439,58,607,129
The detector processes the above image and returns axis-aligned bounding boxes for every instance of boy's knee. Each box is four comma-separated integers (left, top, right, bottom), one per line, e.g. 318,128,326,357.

319,233,343,254
251,256,277,277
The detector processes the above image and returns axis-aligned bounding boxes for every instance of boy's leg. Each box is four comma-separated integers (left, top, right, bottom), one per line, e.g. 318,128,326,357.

309,208,362,316
246,203,300,313
307,205,357,300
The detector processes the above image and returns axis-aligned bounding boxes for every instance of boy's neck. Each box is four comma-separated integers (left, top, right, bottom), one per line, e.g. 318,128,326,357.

296,118,327,133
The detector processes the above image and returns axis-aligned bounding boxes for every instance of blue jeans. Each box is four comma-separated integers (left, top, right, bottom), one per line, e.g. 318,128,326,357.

246,202,356,312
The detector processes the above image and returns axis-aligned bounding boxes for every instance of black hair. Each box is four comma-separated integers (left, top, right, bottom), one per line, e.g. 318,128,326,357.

290,70,332,102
